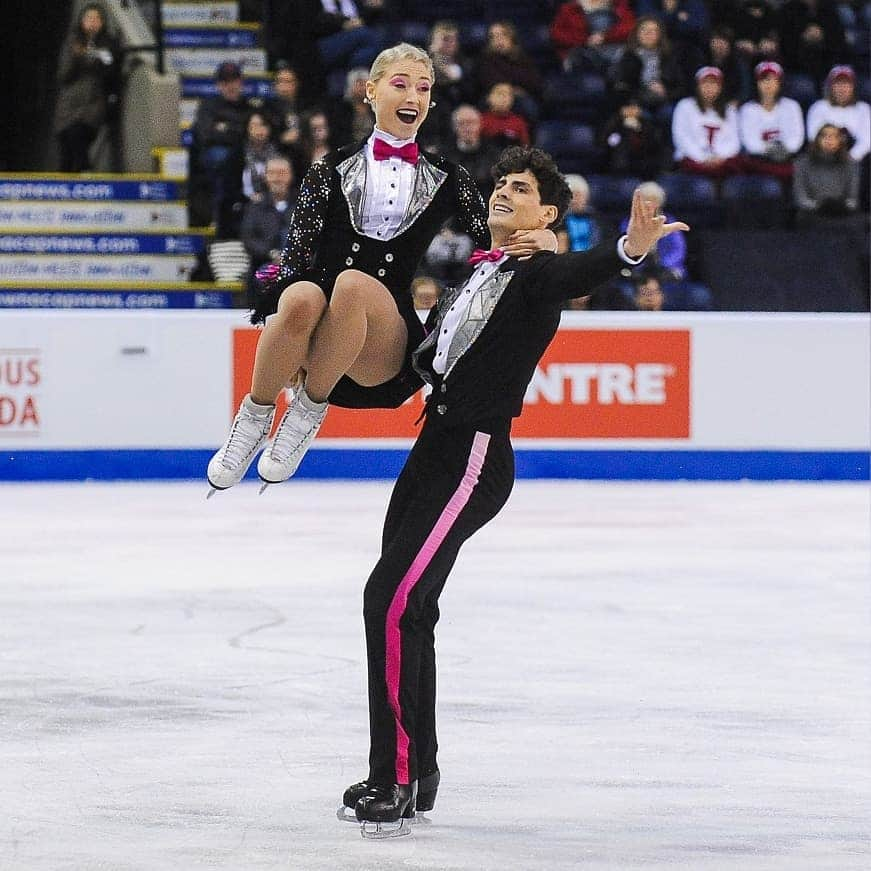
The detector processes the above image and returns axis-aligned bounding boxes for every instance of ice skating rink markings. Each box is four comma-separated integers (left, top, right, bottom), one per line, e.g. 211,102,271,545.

0,481,868,870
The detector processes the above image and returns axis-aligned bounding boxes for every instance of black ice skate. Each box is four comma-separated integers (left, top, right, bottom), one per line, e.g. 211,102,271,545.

337,771,439,822
355,781,417,839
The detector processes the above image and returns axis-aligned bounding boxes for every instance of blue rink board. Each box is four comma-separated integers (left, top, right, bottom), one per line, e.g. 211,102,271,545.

0,234,206,255
1,449,868,482
0,179,182,201
164,29,258,48
0,290,233,309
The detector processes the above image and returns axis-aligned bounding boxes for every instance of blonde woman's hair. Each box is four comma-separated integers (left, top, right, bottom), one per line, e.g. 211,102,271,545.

369,43,434,84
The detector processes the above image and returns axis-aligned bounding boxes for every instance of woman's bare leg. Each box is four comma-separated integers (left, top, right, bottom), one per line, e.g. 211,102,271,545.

250,281,326,404
303,270,407,403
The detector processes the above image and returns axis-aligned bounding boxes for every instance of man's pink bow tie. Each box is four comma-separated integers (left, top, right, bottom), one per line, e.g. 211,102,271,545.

373,138,419,165
468,248,504,265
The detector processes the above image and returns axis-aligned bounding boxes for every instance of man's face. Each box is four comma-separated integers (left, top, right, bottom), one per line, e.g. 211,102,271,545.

218,77,243,101
487,170,556,237
266,161,292,199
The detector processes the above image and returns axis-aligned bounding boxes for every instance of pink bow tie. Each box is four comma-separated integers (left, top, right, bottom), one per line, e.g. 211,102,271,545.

468,248,504,265
373,138,419,165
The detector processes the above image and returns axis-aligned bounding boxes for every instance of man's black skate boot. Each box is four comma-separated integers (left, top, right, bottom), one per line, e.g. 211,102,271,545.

355,781,417,838
416,770,440,812
341,770,439,815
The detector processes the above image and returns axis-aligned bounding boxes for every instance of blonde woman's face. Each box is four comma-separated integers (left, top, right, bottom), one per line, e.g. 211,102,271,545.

367,60,433,139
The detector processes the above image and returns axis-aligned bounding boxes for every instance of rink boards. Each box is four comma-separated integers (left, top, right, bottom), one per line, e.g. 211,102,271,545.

0,310,868,481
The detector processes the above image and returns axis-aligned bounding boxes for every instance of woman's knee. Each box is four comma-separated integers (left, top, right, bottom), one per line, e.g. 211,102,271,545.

332,269,385,307
275,284,325,334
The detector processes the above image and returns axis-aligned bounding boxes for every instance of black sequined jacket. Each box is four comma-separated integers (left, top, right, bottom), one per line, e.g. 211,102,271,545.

251,140,490,325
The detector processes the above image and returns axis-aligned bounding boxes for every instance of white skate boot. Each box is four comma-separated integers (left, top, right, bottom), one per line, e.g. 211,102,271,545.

257,386,327,487
206,395,275,492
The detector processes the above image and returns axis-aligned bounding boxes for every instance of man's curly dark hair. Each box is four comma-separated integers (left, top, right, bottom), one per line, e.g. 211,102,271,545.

490,147,572,228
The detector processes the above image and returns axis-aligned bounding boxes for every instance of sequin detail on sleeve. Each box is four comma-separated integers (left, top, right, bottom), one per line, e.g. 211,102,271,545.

276,159,332,284
453,162,491,249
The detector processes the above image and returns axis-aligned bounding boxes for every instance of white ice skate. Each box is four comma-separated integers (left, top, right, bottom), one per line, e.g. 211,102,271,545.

256,386,326,488
206,395,275,493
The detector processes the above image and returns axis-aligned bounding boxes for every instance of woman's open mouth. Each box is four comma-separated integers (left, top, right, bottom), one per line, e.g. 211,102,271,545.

396,108,419,125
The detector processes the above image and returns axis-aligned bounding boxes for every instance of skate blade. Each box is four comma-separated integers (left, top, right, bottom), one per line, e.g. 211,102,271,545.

206,487,218,500
411,813,431,825
360,818,413,839
336,806,358,823
258,481,271,495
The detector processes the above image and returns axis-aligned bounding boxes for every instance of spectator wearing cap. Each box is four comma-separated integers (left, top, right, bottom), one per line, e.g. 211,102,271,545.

672,67,743,177
191,61,252,227
778,0,847,85
738,61,804,179
807,66,870,162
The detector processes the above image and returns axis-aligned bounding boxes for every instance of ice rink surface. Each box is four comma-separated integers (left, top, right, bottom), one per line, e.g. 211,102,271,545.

1,479,869,871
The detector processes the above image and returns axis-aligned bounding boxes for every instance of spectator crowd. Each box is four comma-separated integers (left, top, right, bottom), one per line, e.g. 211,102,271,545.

59,0,870,311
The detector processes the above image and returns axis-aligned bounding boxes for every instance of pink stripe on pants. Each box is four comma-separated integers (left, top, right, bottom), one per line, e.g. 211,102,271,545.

384,431,491,784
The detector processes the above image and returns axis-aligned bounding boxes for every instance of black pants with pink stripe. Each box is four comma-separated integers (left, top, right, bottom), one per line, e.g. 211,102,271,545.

363,417,515,787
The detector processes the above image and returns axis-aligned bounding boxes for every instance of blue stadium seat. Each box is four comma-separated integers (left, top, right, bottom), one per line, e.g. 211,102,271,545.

721,174,784,201
459,21,488,53
586,174,641,213
397,21,431,47
534,121,603,173
405,0,484,23
542,73,608,122
327,69,346,99
658,173,722,227
783,73,819,109
482,0,552,25
721,175,787,228
658,173,717,209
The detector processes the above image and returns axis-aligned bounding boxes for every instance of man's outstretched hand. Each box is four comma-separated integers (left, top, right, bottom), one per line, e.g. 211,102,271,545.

624,189,690,259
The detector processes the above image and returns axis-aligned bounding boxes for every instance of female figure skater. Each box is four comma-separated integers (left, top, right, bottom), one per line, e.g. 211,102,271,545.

207,43,555,492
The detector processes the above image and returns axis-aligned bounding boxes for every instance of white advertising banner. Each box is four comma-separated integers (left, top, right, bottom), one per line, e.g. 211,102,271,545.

160,2,238,24
0,202,189,232
0,255,197,283
164,48,268,76
0,311,867,479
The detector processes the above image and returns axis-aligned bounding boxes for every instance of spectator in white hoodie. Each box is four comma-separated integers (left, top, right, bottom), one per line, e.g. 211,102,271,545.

671,66,743,177
806,65,870,162
739,60,805,179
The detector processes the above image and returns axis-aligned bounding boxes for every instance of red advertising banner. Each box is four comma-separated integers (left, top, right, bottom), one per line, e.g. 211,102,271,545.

233,327,690,440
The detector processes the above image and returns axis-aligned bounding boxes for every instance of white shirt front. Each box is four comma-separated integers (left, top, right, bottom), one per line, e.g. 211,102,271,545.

738,98,805,155
433,238,645,375
671,97,741,161
360,128,418,241
806,99,871,161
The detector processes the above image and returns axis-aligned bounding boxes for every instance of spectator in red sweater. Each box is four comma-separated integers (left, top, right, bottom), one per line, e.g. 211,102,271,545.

550,0,636,73
480,83,530,147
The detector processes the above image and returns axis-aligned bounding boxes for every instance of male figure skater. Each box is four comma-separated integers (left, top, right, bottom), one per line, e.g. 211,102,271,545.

345,146,689,836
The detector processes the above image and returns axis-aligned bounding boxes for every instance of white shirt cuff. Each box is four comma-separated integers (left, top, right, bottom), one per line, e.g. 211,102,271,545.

617,235,647,265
